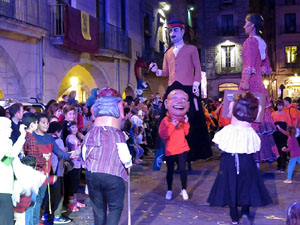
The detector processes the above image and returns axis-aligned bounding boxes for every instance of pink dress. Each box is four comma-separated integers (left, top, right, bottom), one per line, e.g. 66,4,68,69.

239,36,278,162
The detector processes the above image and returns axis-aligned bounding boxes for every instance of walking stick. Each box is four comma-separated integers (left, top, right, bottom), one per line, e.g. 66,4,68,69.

128,167,131,225
44,153,52,214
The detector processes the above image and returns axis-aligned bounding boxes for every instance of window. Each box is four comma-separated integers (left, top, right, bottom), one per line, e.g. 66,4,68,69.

285,13,296,33
285,46,297,63
221,45,235,69
120,0,126,30
221,14,234,35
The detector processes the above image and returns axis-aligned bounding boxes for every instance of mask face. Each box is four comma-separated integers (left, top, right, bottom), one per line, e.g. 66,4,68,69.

232,99,258,123
165,90,189,119
169,27,185,44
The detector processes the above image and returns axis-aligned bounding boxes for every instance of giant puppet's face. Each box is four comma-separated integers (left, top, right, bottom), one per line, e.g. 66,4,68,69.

165,89,189,119
169,27,185,44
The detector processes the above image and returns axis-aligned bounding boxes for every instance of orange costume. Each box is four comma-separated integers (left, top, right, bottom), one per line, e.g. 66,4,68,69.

159,113,190,156
284,104,300,127
271,111,291,127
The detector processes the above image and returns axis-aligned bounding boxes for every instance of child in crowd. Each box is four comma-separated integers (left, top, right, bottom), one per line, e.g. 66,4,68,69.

43,121,71,224
277,125,300,184
159,89,190,201
134,126,145,164
286,201,300,225
208,92,272,225
65,121,85,212
32,113,77,225
0,117,26,225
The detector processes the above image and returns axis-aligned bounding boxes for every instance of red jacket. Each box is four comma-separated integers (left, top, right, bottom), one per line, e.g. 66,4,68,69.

159,114,190,156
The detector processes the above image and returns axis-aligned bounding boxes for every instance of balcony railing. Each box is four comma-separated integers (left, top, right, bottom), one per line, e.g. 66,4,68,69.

0,0,47,28
100,21,131,56
279,25,300,34
50,4,131,56
217,26,239,36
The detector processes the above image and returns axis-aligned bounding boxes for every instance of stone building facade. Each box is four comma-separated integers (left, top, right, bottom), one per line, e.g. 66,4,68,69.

274,0,300,98
0,0,147,103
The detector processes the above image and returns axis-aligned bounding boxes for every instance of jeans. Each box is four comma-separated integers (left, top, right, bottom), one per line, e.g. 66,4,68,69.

33,185,47,225
165,151,188,190
287,156,300,180
86,171,125,225
0,193,14,225
25,192,37,225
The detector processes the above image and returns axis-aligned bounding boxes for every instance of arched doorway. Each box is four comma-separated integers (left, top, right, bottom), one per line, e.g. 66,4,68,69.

0,45,26,99
218,82,239,98
58,65,98,102
122,86,135,99
0,88,4,98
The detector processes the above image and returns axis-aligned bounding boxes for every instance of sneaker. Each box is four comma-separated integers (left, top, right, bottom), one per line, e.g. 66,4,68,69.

165,190,172,200
54,216,72,224
232,222,239,225
76,201,86,208
240,215,251,225
284,179,292,184
41,214,47,221
280,170,286,174
180,189,189,200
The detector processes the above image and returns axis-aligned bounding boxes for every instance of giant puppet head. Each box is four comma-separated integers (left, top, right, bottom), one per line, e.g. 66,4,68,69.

168,20,185,44
92,88,124,119
164,89,190,120
232,91,259,123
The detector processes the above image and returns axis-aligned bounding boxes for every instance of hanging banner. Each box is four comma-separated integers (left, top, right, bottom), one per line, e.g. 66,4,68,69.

64,4,99,54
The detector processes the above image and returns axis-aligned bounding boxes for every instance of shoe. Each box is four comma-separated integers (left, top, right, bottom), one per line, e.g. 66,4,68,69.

54,216,72,224
68,203,79,212
284,179,292,184
165,191,172,200
180,189,189,200
41,214,47,221
232,222,239,225
280,170,286,174
240,215,251,225
76,201,86,208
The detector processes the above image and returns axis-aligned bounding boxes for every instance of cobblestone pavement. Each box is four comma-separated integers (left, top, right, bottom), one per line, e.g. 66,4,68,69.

58,149,300,225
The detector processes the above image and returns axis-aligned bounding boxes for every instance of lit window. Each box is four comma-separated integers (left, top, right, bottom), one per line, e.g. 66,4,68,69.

285,46,297,63
221,45,235,68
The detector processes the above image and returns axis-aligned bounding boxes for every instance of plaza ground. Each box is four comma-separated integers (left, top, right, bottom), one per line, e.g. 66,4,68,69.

58,148,299,225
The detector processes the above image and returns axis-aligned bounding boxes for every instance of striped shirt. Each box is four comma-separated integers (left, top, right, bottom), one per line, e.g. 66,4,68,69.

83,126,128,182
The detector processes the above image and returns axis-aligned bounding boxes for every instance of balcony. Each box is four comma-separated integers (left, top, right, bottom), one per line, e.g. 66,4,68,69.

0,0,47,38
50,4,131,57
279,25,300,34
216,26,239,36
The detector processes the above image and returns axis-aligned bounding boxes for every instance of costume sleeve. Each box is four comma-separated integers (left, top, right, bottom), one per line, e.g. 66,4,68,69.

184,122,190,136
191,46,202,83
242,37,259,75
159,118,176,140
161,51,170,77
261,48,272,74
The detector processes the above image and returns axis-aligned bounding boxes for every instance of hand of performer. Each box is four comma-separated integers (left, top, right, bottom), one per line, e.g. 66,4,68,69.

172,118,179,126
184,115,189,123
240,81,249,91
149,62,158,72
192,81,200,97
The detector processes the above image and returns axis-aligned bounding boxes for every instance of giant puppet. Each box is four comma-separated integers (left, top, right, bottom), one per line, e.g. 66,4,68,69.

82,88,132,225
149,20,211,162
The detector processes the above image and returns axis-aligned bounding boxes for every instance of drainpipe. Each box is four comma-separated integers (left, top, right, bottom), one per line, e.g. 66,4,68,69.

39,37,44,102
117,59,121,93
